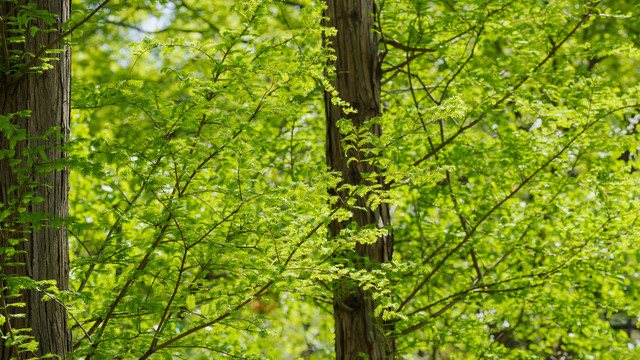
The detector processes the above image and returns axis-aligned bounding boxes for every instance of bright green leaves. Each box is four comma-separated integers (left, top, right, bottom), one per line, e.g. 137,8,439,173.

51,0,640,358
69,1,336,358
377,0,640,358
0,110,28,152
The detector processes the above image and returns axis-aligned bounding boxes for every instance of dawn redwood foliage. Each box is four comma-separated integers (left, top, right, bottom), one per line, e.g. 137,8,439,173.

2,0,640,359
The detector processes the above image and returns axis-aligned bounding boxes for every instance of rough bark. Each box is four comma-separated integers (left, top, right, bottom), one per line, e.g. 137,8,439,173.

323,1,395,359
0,1,71,359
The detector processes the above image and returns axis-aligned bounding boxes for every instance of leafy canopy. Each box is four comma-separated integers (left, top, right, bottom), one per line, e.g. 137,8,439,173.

2,0,640,359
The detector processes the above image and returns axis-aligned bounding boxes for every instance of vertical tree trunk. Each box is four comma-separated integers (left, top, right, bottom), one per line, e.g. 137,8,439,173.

0,1,71,359
323,1,395,358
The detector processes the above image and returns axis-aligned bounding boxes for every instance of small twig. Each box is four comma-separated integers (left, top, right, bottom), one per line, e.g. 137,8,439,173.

381,38,435,54
42,290,93,344
0,278,22,360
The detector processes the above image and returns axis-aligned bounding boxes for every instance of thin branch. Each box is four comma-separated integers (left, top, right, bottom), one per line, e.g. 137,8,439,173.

399,102,638,311
381,38,435,54
412,3,599,167
137,279,275,359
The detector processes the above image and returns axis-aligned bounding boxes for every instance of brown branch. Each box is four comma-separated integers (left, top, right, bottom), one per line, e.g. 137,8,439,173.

381,38,435,54
0,279,22,360
137,279,274,360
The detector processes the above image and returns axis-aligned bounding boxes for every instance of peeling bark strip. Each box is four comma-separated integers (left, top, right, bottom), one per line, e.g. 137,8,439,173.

0,1,71,359
323,1,395,358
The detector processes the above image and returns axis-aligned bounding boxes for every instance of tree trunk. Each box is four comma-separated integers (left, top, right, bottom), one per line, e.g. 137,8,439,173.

0,1,71,359
323,1,395,358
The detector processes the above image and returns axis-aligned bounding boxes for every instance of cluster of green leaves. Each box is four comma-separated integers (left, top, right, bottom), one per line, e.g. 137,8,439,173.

3,0,638,358
377,0,640,358
68,1,348,358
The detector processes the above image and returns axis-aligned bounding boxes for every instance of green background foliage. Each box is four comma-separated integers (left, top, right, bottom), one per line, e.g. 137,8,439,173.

3,0,640,358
